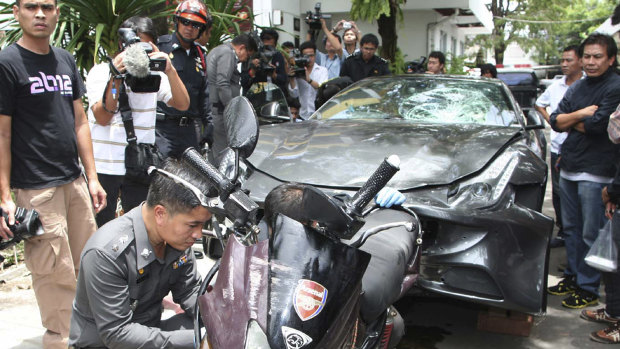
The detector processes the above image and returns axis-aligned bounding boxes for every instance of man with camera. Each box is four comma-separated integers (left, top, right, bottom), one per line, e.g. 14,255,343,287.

156,0,212,159
69,159,212,349
87,16,190,227
288,41,328,119
306,18,344,79
0,0,106,347
340,33,390,83
243,28,288,95
207,33,257,165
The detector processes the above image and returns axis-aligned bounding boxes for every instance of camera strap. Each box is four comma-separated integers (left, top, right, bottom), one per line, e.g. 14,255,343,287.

118,84,137,144
194,43,207,77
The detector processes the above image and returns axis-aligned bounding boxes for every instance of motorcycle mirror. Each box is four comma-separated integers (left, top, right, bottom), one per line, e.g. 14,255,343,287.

223,96,260,159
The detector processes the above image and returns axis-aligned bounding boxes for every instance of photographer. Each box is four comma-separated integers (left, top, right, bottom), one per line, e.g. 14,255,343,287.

69,159,212,349
332,19,361,59
242,28,288,95
307,18,344,79
288,41,328,119
156,0,212,159
0,0,106,346
87,16,190,227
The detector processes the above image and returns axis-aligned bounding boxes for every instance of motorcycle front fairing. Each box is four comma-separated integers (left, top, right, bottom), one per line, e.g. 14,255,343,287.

198,214,371,349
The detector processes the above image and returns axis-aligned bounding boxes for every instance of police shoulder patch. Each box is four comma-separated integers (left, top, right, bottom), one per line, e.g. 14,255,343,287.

103,232,135,259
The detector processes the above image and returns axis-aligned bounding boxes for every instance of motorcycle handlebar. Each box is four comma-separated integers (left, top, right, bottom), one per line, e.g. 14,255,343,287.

182,148,235,200
346,155,400,216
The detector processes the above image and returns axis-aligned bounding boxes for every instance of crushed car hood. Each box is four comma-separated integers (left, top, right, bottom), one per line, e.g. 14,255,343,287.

247,119,521,189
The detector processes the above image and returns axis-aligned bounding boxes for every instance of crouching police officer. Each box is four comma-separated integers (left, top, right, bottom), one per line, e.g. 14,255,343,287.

156,0,212,159
68,159,212,348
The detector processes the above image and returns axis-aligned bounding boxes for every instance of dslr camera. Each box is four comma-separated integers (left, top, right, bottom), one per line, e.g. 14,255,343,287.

305,2,331,30
117,28,166,93
291,48,310,78
0,207,44,253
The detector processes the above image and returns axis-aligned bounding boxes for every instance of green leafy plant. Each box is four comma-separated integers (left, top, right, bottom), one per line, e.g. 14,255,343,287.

0,0,172,74
446,54,467,75
0,0,253,75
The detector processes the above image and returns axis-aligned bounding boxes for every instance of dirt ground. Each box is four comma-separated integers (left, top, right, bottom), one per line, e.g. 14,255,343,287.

0,264,37,311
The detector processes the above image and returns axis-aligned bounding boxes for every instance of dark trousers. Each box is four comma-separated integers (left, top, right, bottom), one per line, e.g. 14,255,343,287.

604,211,620,317
155,118,200,159
96,174,149,227
550,152,564,235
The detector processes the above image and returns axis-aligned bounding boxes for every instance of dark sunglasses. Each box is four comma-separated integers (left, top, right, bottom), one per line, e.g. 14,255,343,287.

178,17,205,30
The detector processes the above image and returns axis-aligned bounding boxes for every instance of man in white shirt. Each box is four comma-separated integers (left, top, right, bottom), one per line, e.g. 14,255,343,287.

288,41,328,119
88,16,189,227
535,45,583,248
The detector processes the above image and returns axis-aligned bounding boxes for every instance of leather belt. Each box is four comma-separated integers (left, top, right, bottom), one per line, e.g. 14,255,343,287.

157,113,194,126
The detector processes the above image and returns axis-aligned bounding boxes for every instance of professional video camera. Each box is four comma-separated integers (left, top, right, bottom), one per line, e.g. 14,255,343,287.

290,48,310,78
305,2,331,30
116,28,167,93
0,207,44,253
256,44,277,75
405,56,427,74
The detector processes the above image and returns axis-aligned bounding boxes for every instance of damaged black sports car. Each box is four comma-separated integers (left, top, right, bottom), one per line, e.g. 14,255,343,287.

241,74,554,314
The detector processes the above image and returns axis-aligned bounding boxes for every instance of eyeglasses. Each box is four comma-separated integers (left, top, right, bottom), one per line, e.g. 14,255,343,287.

178,17,205,30
147,167,218,208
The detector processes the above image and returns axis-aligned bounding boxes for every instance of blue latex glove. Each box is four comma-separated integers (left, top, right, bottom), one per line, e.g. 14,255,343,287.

374,187,405,208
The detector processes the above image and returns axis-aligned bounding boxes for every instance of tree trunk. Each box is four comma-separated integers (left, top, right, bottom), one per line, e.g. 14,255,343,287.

494,42,505,66
377,1,398,61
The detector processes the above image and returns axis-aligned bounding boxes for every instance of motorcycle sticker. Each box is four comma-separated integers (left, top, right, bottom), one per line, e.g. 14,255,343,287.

293,279,328,321
282,326,312,349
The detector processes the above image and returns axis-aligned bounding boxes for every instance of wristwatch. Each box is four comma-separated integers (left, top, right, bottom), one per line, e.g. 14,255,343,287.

307,78,313,84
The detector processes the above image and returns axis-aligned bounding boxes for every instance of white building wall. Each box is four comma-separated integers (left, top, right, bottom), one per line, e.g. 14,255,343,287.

261,0,488,62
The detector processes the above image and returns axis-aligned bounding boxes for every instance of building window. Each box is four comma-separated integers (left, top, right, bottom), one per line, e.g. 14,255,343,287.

460,41,465,55
451,37,457,55
440,31,447,52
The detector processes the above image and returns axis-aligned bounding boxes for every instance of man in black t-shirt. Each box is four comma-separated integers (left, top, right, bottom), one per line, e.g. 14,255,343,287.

340,33,390,82
0,0,106,347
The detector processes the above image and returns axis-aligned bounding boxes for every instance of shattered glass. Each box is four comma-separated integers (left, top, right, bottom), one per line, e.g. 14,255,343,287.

314,78,517,126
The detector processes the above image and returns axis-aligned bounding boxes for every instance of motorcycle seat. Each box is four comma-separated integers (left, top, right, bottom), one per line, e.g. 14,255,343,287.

347,208,416,323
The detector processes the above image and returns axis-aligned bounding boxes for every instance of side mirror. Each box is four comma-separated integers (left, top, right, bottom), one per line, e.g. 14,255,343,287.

524,109,545,130
223,96,260,159
260,102,281,118
260,101,291,121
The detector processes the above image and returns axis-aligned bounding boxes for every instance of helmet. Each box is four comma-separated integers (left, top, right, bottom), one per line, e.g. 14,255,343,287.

175,0,211,27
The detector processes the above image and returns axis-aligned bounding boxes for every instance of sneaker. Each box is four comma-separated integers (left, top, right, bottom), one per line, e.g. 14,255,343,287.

581,308,620,324
549,236,565,248
590,323,620,344
562,289,599,309
548,276,575,295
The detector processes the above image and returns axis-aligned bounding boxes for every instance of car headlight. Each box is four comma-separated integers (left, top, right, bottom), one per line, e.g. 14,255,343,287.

447,150,518,209
245,319,271,349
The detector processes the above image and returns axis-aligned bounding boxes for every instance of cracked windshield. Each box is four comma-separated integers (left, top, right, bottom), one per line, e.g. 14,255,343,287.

313,78,517,126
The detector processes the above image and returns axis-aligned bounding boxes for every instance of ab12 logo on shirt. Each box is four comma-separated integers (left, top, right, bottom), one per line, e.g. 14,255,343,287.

29,72,72,96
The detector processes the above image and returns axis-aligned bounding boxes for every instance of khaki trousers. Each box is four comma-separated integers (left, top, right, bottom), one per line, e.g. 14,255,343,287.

15,176,97,349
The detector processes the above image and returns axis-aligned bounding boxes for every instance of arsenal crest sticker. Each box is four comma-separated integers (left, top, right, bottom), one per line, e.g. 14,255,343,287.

293,279,328,321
